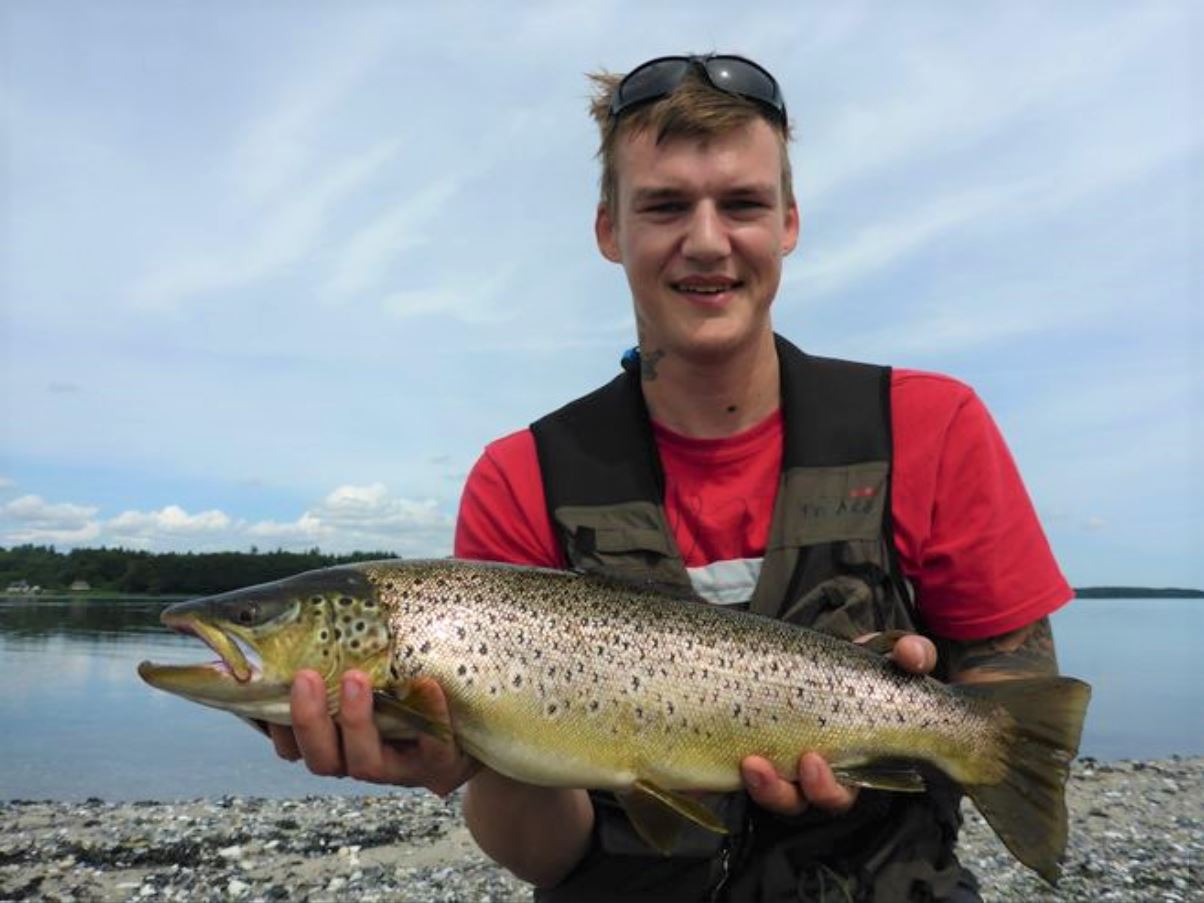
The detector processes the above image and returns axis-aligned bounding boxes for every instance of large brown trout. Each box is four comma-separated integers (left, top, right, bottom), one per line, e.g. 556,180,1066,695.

138,559,1090,883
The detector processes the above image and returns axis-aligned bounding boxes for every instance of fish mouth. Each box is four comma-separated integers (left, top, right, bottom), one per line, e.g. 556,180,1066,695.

138,609,261,692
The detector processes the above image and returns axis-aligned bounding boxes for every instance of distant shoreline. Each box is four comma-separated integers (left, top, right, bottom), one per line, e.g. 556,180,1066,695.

1072,587,1204,599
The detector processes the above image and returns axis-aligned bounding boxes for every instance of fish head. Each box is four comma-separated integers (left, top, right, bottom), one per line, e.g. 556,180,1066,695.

137,566,389,723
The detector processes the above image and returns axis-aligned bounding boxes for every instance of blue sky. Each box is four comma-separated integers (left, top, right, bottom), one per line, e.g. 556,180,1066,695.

1,2,1200,587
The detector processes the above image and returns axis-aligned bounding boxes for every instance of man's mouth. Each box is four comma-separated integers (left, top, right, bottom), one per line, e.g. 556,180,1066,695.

672,279,742,298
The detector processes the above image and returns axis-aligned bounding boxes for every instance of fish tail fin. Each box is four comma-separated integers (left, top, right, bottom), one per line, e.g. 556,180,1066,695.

956,676,1091,885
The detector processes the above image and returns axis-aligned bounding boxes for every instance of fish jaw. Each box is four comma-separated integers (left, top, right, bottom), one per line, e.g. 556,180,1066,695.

136,659,293,723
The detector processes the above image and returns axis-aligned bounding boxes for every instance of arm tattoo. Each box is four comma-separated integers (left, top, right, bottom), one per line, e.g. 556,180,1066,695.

939,616,1059,684
640,348,666,381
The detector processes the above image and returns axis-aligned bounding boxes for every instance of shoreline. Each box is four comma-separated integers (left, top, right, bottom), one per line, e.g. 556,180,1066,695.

2,757,1199,902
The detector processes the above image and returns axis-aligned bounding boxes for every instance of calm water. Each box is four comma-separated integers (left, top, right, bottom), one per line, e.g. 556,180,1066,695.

1,595,1200,801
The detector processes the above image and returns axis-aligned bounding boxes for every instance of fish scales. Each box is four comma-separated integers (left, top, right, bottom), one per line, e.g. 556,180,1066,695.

367,560,1006,791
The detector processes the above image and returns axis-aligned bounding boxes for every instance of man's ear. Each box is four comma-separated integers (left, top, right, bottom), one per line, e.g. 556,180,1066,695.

595,202,622,263
781,200,800,257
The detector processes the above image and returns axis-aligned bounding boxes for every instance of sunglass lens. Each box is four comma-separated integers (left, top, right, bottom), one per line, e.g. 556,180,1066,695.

704,57,779,109
616,58,692,111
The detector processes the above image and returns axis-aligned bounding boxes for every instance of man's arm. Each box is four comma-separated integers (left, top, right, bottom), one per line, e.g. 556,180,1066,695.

939,616,1059,684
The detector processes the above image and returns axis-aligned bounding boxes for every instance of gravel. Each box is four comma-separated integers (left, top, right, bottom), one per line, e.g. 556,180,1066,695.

2,757,1199,902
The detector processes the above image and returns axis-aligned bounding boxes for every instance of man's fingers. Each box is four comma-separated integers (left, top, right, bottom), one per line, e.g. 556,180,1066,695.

337,671,392,783
291,669,345,776
854,631,937,675
798,752,858,813
741,756,806,816
891,634,937,674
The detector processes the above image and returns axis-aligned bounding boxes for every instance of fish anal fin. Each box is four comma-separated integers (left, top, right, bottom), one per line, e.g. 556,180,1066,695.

830,760,926,792
373,680,452,744
617,780,727,855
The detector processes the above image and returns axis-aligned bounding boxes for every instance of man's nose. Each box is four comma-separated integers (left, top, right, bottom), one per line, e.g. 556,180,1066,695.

681,202,730,262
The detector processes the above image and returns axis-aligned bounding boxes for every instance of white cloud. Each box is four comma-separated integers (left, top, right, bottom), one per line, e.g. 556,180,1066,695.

108,505,232,535
1,494,101,545
246,484,453,556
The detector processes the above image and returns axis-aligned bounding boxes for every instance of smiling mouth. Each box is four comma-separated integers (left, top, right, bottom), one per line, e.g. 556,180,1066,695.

672,281,742,297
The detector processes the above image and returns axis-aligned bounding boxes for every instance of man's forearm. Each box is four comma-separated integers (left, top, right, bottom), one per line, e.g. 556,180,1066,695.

462,769,594,888
939,616,1059,684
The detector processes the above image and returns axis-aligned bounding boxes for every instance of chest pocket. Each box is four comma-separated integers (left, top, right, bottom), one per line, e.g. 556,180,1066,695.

553,501,695,592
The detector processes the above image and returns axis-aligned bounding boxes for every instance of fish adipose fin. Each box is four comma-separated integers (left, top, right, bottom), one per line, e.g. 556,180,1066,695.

617,780,727,855
373,683,453,744
830,760,926,792
958,676,1091,886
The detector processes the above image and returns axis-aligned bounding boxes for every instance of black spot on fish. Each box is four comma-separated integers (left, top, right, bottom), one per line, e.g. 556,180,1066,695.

547,703,558,716
404,645,414,658
419,641,431,654
458,665,467,676
350,640,360,650
631,676,640,690
354,621,366,633
319,631,329,641
478,642,488,655
334,628,343,640
339,597,353,607
512,675,523,688
589,700,599,712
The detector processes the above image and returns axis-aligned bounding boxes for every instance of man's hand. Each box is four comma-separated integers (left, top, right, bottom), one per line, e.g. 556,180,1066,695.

268,670,478,797
740,632,938,817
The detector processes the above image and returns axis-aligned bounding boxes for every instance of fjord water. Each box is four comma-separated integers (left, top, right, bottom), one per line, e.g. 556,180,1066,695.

1,594,1200,801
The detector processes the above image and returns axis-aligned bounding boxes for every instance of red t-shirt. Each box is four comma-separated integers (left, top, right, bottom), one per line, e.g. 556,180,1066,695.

454,369,1071,641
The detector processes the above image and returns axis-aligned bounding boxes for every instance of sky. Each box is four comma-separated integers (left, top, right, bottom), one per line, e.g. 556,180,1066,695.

1,1,1200,587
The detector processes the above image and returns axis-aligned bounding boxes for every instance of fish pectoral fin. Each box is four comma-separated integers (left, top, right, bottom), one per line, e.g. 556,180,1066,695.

830,760,926,792
372,685,452,744
617,780,727,855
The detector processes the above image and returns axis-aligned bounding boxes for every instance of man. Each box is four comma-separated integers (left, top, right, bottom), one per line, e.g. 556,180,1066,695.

269,54,1070,901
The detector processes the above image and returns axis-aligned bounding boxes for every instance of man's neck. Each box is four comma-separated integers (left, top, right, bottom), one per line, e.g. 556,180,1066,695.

639,331,781,439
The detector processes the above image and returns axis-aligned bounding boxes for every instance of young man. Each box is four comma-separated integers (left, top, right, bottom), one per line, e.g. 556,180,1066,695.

270,54,1071,901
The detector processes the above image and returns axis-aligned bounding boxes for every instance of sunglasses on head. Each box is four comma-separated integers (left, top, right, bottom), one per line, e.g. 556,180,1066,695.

609,54,787,128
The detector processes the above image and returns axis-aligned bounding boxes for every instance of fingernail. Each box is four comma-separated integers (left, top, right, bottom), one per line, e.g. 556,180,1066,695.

744,771,764,791
343,676,362,701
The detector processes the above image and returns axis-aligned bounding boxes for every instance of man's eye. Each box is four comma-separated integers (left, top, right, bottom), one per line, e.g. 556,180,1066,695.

643,202,686,214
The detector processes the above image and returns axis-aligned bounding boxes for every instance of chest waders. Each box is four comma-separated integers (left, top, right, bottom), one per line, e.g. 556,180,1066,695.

529,336,980,903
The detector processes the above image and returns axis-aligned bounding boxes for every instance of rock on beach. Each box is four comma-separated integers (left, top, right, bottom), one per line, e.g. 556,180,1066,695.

1,758,1200,902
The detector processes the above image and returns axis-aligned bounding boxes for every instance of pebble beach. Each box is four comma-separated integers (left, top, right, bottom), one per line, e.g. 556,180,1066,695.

2,757,1199,902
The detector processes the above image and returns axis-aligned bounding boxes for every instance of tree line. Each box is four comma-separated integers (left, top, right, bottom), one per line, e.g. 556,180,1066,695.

0,545,399,596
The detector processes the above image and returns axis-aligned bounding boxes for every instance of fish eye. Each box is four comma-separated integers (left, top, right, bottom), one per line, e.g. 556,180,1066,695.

237,603,258,625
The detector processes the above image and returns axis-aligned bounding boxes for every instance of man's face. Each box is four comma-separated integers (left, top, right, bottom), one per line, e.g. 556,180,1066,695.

595,118,799,363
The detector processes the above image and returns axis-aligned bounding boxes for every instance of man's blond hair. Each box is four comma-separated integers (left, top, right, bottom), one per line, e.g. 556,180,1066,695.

587,65,795,213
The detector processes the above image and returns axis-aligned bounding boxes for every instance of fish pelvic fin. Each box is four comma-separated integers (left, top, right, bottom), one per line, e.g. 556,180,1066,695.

616,780,727,855
830,760,926,792
957,676,1091,886
372,680,453,744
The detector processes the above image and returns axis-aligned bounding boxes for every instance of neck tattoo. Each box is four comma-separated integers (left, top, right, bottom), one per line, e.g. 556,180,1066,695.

640,348,666,381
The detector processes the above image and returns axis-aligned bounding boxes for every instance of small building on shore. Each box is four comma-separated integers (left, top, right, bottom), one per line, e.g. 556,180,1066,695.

69,580,91,592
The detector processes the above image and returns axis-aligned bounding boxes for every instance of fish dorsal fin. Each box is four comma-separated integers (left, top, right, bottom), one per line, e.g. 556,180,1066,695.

830,760,926,792
372,680,452,744
616,780,727,855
